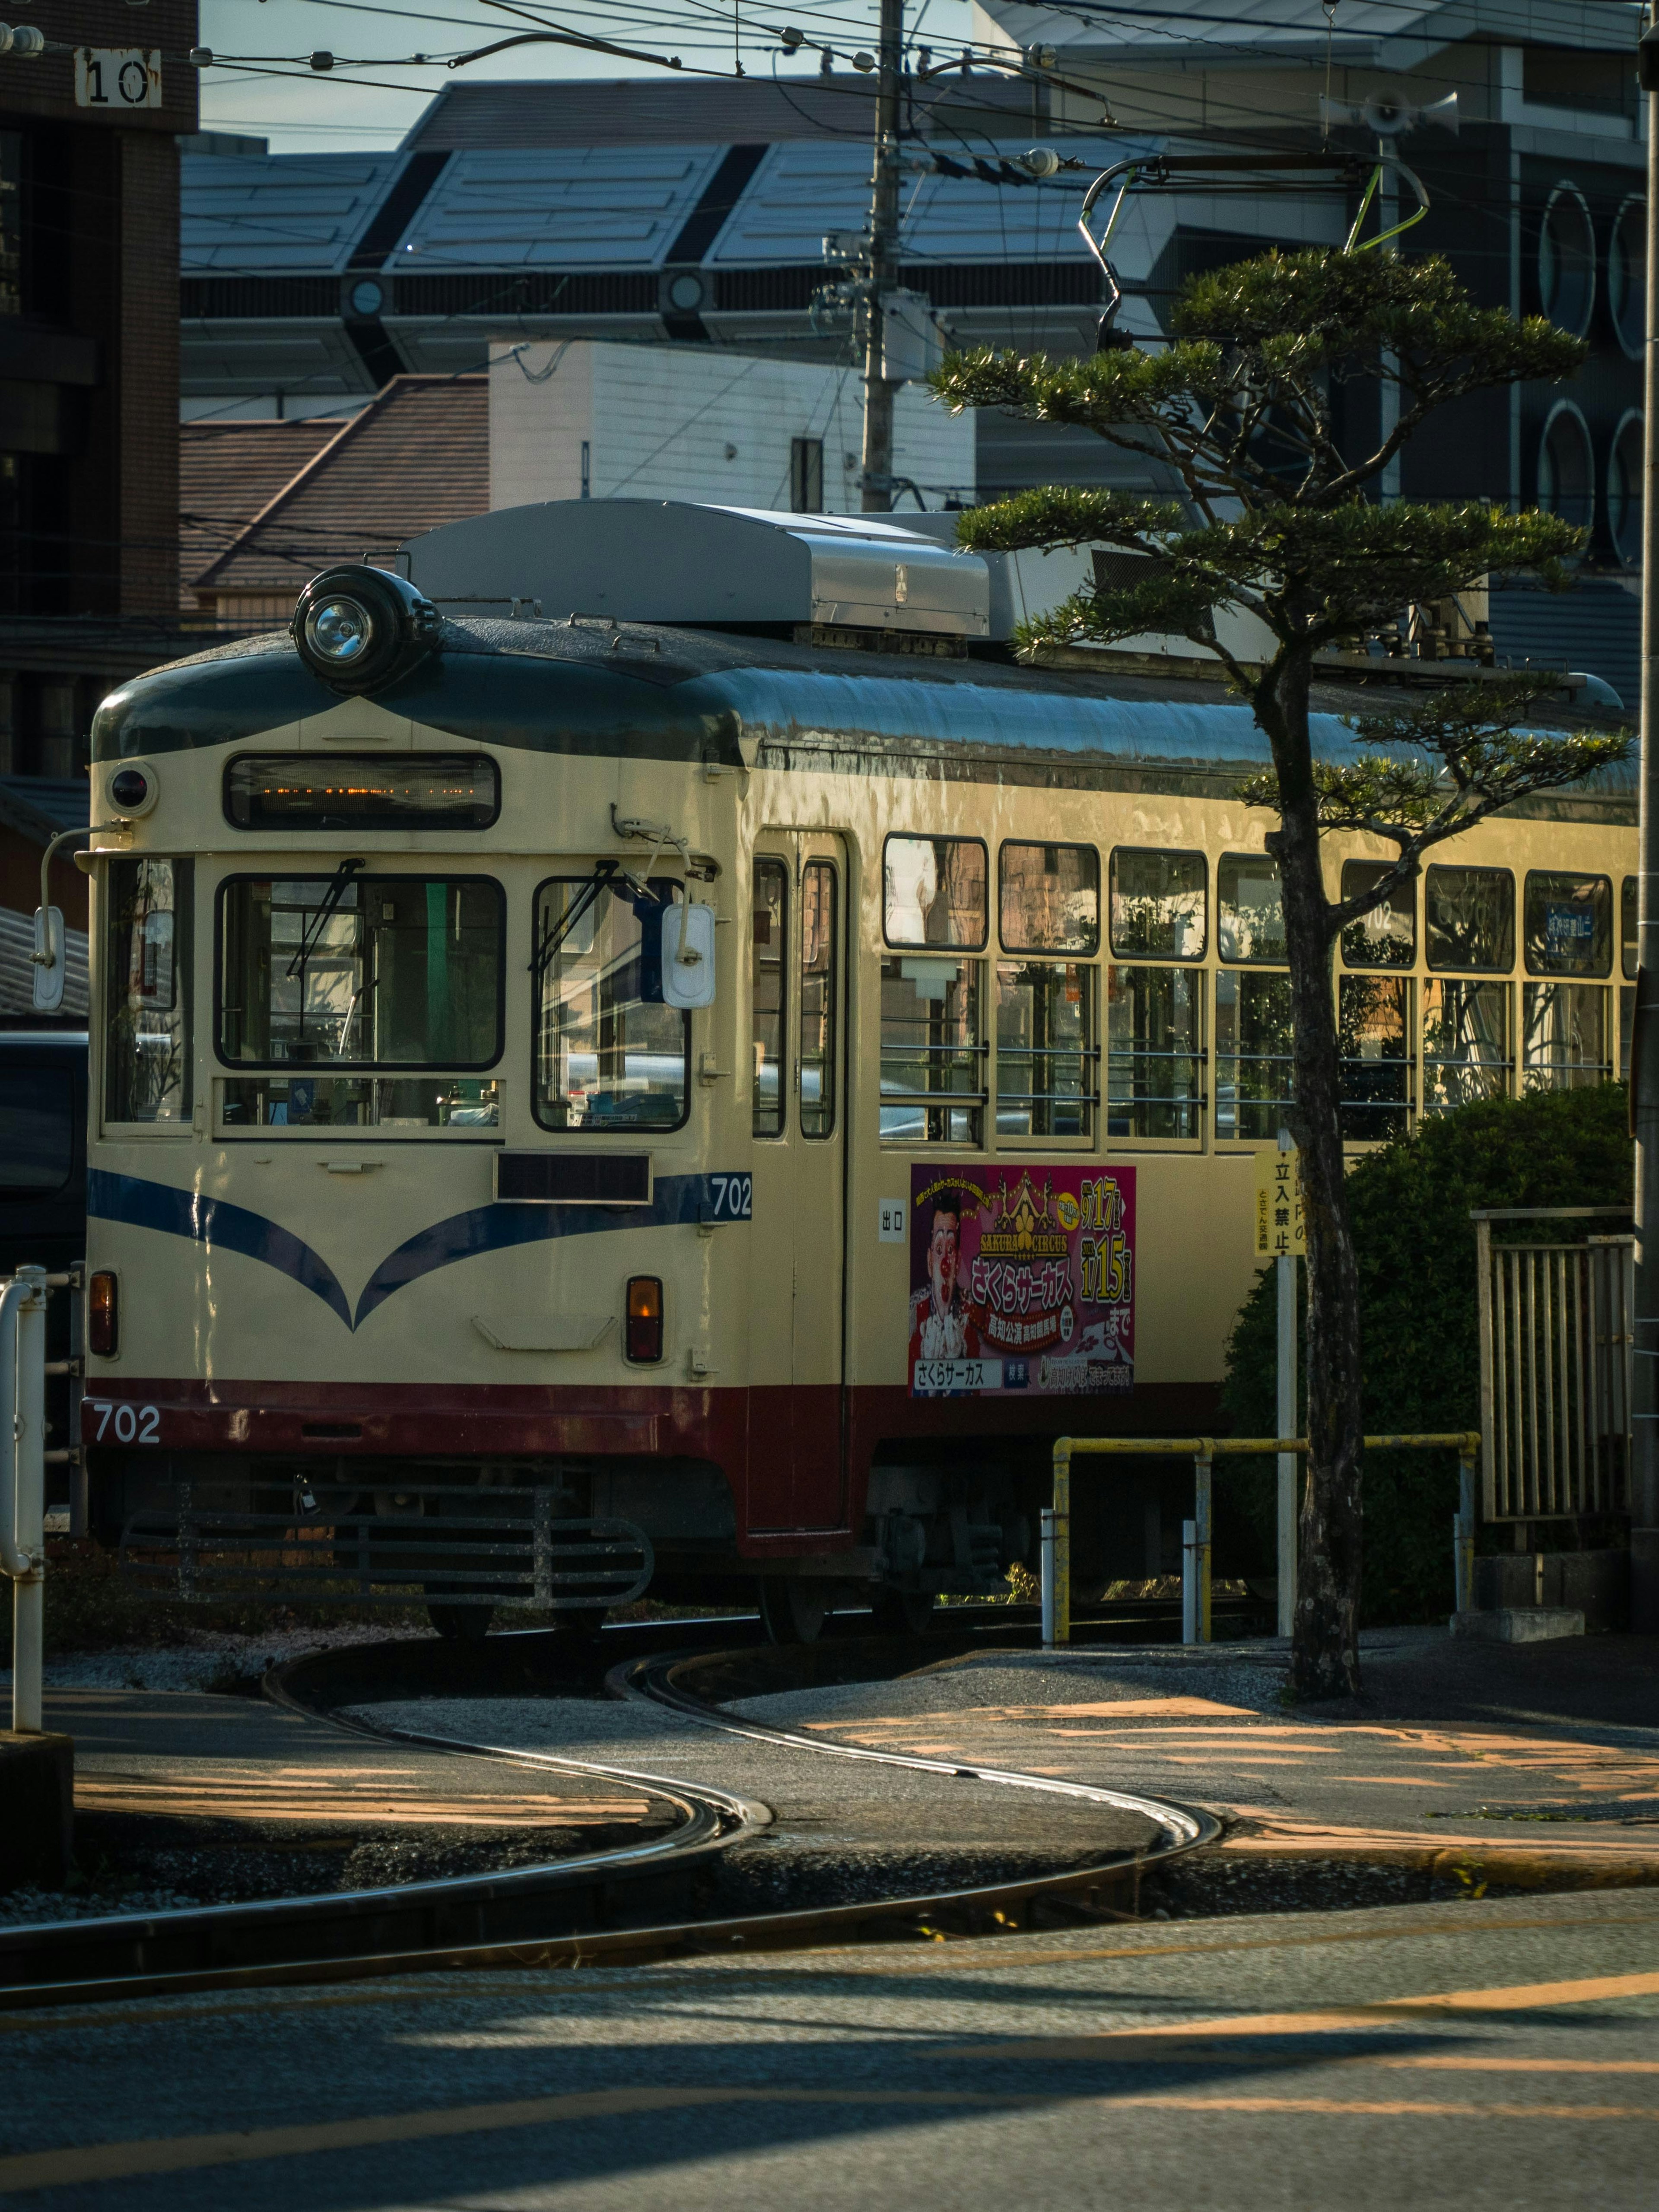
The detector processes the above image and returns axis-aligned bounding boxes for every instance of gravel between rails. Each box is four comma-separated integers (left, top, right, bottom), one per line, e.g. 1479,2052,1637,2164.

346,1693,1169,1914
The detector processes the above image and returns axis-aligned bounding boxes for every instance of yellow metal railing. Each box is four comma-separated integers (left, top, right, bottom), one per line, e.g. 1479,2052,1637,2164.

1046,1431,1481,1646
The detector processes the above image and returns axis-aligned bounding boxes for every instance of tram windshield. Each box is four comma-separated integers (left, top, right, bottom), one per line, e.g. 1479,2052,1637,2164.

534,877,690,1131
218,873,503,1069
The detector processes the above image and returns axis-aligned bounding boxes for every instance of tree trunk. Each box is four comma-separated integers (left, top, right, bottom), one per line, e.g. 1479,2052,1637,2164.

1260,643,1366,1699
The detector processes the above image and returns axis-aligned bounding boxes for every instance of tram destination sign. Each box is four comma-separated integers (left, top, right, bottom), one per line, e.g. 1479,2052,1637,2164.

907,1164,1135,1398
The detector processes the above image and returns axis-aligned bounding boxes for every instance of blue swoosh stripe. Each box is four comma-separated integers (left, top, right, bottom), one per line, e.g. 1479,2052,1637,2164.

352,1172,720,1328
88,1169,352,1328
88,1168,738,1332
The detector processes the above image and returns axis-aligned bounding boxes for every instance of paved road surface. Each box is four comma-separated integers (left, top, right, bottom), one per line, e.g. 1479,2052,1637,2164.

3,1889,1654,2207
731,1633,1659,1882
44,1688,661,1837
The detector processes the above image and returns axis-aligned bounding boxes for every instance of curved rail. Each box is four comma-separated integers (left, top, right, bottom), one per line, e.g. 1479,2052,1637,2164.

0,1630,1218,2011
620,1649,1214,1856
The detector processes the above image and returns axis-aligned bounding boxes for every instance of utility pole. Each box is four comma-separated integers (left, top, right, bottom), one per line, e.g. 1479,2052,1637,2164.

859,0,905,512
1634,13,1659,1629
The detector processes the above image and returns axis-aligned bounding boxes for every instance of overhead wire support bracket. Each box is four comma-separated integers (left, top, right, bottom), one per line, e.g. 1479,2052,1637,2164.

1078,150,1431,343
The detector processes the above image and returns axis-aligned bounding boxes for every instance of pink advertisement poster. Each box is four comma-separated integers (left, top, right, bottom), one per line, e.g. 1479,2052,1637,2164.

907,1164,1136,1398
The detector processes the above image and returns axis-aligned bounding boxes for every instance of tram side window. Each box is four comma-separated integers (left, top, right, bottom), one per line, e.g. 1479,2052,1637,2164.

799,861,837,1140
997,961,1092,1138
1340,861,1414,969
1106,964,1201,1139
1339,976,1411,1141
881,836,985,1145
1523,871,1611,979
1110,849,1205,960
1524,984,1611,1092
1423,979,1511,1112
882,836,987,950
1425,866,1514,972
1214,971,1293,1140
1519,872,1611,1095
534,877,689,1132
106,858,192,1125
999,842,1099,954
1217,855,1286,963
752,861,787,1139
880,957,983,1144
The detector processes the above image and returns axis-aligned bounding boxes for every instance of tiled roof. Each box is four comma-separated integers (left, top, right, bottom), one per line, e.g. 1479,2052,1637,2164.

181,418,347,600
195,376,489,596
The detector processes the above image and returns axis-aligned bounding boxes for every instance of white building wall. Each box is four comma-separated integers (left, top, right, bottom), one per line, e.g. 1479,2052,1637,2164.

489,340,973,513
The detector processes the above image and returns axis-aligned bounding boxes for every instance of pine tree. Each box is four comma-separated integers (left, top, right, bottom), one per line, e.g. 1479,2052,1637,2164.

931,247,1629,1697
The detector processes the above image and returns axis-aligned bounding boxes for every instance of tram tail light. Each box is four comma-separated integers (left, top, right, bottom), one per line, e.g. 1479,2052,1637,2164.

89,1272,119,1359
625,1277,663,1364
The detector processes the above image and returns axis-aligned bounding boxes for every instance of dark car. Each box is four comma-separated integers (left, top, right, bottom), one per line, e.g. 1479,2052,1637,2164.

0,1028,89,1519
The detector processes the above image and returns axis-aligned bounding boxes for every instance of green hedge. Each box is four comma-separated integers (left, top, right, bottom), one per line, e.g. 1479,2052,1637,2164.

1217,1083,1632,1623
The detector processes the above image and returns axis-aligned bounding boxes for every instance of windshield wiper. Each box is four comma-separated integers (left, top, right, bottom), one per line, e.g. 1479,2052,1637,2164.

530,859,622,985
286,858,366,1009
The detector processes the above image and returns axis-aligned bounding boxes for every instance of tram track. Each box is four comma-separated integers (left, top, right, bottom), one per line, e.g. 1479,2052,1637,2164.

0,1617,1220,2012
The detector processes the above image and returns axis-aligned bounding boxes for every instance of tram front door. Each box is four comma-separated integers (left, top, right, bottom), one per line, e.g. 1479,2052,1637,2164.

746,833,847,1531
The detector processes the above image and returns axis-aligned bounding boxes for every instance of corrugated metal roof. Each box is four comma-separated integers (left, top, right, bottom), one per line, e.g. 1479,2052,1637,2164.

390,145,734,272
183,129,1345,285
709,134,1346,269
181,151,402,274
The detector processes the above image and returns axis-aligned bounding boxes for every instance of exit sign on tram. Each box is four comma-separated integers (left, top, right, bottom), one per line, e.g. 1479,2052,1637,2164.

75,50,162,109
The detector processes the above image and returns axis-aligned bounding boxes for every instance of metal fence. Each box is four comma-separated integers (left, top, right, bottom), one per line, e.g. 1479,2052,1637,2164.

1046,1430,1479,1646
1474,1208,1634,1525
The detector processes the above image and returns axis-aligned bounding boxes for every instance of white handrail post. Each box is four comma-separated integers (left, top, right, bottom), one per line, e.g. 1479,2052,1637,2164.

9,1266,48,1733
1181,1518,1198,1645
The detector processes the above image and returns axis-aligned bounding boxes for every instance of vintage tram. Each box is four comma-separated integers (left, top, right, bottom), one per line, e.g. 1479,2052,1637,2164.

77,501,1634,1637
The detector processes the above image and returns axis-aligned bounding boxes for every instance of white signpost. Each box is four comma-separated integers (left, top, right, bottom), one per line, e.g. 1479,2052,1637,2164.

1254,1131,1304,1638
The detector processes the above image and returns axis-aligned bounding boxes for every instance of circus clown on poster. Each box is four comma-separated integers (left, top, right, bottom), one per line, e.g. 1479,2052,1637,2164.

906,1165,1135,1398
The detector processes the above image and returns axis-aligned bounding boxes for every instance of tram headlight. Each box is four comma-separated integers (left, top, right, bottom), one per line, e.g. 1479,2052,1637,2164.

625,1277,664,1364
89,1272,118,1360
290,565,441,695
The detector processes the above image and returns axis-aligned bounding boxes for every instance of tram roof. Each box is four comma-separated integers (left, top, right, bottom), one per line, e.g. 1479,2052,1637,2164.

94,616,1634,819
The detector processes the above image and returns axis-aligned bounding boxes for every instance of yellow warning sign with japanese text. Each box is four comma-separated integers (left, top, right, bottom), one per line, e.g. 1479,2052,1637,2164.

1253,1147,1305,1257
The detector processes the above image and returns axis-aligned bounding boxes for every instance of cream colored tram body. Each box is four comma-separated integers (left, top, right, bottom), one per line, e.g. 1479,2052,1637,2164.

80,506,1635,1634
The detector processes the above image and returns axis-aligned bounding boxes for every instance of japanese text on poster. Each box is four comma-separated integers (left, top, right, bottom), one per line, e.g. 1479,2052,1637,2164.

908,1164,1135,1398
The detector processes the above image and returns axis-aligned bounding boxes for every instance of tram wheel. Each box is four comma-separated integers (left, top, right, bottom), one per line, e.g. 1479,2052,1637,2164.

758,1577,829,1646
869,1588,936,1637
427,1603,494,1642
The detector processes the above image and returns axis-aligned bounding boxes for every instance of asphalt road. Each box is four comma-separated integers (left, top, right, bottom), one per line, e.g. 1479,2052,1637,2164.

729,1632,1659,1881
47,1687,663,1834
2,1888,1654,2208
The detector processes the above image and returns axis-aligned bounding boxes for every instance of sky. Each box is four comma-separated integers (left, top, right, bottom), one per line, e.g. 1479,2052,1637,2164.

196,0,979,149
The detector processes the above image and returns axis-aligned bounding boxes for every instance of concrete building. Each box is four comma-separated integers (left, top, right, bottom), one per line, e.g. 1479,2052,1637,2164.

487,340,972,515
